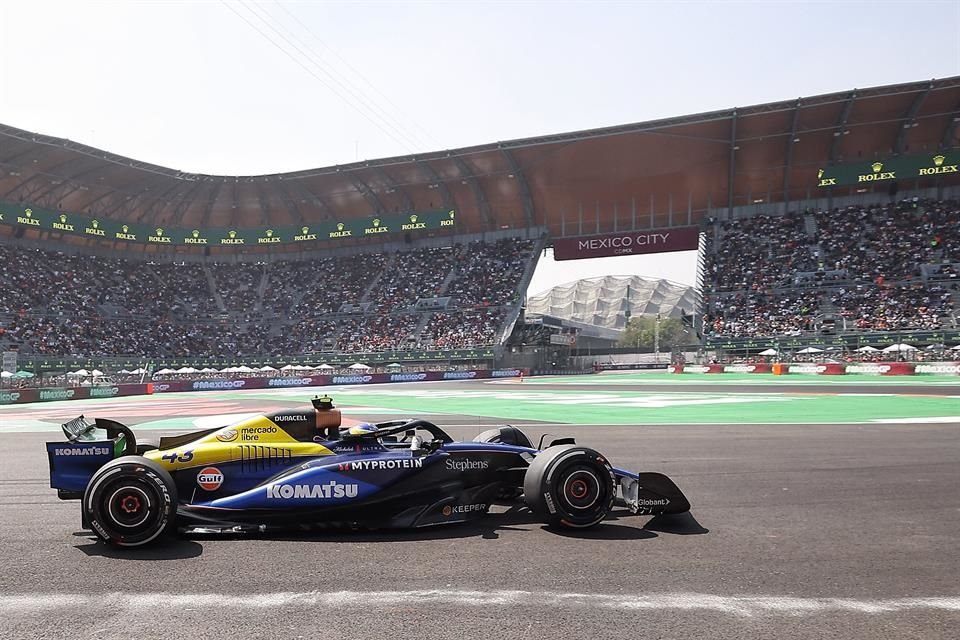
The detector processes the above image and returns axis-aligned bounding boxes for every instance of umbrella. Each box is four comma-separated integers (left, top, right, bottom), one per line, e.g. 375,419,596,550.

13,371,34,378
91,369,104,376
154,368,175,375
386,362,403,368
130,368,147,375
882,343,917,353
925,343,945,351
317,364,334,370
70,368,90,377
280,364,298,371
236,365,255,373
951,345,960,351
118,369,132,375
175,366,197,374
348,363,370,370
1,371,12,378
200,367,219,373
758,348,778,356
258,365,277,372
856,346,879,352
220,367,237,373
294,365,314,371
797,347,823,354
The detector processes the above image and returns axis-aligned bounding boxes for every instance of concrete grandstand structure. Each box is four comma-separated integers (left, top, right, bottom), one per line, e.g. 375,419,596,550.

2,75,960,370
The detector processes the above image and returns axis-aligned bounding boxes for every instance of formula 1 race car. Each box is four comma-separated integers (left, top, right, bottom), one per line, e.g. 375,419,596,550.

45,396,691,547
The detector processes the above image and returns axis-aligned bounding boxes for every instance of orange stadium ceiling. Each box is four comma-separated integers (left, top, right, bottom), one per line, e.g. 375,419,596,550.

1,75,959,253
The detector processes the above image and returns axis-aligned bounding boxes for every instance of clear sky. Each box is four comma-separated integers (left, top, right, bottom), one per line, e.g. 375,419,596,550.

1,0,958,290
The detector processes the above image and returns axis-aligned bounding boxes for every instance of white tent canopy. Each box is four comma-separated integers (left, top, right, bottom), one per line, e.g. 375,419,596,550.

129,367,147,375
317,364,334,370
0,371,11,378
91,369,104,376
386,363,403,368
236,365,255,373
118,369,132,375
280,364,298,371
797,347,823,354
258,365,278,372
951,345,960,351
348,363,370,370
200,367,219,373
882,343,917,353
154,368,175,375
294,365,314,371
68,369,90,377
175,366,197,374
856,346,880,352
758,348,778,356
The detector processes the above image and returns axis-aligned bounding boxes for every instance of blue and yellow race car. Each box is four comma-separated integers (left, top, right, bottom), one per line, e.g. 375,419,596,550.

46,396,691,547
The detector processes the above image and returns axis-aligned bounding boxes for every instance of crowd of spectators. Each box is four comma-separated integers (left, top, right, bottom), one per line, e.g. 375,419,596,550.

704,199,960,338
0,237,536,357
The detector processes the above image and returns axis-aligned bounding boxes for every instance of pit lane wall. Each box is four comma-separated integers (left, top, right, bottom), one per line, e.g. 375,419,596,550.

666,362,957,375
0,370,524,405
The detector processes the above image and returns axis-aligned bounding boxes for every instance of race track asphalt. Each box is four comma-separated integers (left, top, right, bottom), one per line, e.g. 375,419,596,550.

2,378,960,639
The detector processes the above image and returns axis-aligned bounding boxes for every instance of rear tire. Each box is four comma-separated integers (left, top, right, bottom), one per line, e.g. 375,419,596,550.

524,445,615,529
82,456,177,547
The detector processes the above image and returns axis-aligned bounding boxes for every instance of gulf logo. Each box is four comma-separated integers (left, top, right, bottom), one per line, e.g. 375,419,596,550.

216,429,238,442
197,467,224,491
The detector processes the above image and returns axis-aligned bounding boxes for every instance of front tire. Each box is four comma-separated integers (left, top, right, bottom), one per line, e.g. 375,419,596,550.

524,445,615,529
82,456,177,547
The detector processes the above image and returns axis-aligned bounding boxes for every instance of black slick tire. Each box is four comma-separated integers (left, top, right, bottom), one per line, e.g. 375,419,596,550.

523,445,616,529
82,456,177,547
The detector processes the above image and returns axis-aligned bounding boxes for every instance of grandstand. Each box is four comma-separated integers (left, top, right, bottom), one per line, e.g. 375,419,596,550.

1,75,960,375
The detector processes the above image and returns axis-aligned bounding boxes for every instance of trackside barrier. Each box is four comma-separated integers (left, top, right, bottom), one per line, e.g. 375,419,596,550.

787,363,846,375
667,364,724,373
914,362,960,375
722,364,772,374
152,369,526,393
844,363,915,375
0,383,153,405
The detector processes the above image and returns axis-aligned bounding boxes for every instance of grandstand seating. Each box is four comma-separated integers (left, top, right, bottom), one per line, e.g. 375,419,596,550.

703,198,960,338
0,238,537,357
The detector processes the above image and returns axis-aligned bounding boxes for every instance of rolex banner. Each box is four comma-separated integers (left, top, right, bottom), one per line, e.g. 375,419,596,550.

0,204,456,247
816,151,959,188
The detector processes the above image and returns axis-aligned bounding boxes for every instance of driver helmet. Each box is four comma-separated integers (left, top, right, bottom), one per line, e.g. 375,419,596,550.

348,422,378,436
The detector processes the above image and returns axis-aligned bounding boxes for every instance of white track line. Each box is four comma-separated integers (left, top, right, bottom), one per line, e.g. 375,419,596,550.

3,591,960,617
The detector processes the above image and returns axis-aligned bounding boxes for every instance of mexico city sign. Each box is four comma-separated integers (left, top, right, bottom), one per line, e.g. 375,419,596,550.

552,227,700,260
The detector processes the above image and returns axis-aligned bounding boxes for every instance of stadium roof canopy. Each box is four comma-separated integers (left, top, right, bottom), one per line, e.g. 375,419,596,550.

525,275,696,332
1,75,959,252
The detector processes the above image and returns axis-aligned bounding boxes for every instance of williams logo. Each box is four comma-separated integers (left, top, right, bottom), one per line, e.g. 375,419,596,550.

440,209,455,227
258,229,281,244
857,161,895,183
116,224,137,241
364,218,389,235
329,221,352,239
148,227,171,243
266,482,358,500
919,154,958,176
17,208,40,226
221,230,245,245
85,219,106,236
401,213,426,231
53,213,75,232
295,226,317,241
185,229,208,244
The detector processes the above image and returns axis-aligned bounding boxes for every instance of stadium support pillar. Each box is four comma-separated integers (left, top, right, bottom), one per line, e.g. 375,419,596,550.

650,194,655,228
782,99,802,207
727,110,737,220
687,191,693,225
613,202,618,232
595,201,600,233
631,197,637,230
578,202,583,235
668,193,674,227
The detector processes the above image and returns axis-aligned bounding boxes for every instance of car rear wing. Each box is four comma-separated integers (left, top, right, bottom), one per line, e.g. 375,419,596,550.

47,415,139,499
